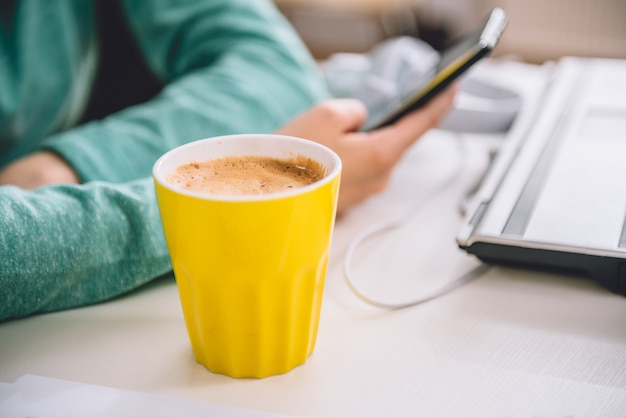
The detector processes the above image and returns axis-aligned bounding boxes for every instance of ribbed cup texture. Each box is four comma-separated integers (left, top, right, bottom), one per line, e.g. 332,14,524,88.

175,255,328,378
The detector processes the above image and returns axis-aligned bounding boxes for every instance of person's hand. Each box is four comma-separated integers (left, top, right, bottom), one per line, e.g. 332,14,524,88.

276,84,458,215
0,151,80,189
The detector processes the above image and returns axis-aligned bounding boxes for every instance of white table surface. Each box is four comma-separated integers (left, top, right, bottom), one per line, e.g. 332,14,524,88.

2,60,625,418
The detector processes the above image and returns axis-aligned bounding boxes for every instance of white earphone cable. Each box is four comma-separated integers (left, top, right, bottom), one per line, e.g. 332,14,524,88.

342,135,490,309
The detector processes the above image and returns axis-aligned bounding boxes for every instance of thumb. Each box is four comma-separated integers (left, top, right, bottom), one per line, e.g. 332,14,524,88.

276,98,368,139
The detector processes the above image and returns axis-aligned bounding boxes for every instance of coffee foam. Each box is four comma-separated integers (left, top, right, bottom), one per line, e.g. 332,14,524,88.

166,155,325,196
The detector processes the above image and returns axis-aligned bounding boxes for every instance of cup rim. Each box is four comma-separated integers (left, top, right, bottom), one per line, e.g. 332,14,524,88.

152,134,342,202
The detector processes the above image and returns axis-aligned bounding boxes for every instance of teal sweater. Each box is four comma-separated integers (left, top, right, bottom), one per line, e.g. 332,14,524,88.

0,0,328,321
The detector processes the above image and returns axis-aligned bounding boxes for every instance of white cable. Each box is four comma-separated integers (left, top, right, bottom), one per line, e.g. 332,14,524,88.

342,135,490,310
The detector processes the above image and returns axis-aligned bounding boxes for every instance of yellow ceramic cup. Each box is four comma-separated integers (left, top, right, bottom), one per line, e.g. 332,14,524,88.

152,134,341,378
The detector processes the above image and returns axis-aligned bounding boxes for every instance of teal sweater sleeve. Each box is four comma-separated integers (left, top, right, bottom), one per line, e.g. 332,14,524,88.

0,0,328,321
40,0,329,183
0,180,170,321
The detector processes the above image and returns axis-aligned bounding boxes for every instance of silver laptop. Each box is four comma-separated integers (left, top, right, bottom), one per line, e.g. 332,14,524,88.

456,57,626,296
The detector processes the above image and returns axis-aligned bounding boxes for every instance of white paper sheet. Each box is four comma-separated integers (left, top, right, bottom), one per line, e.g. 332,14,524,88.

0,375,289,418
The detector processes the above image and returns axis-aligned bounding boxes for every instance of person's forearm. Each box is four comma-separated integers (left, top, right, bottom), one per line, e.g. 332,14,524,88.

40,0,328,184
0,179,171,321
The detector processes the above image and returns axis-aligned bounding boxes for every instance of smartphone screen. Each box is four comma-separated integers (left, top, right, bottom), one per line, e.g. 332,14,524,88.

364,8,507,131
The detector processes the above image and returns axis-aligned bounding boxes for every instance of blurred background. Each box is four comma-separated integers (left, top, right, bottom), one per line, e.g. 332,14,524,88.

274,0,626,63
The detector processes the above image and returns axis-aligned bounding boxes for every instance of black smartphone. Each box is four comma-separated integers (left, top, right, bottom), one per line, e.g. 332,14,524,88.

364,7,508,131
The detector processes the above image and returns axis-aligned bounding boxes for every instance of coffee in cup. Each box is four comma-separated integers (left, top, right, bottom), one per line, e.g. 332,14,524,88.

166,155,325,196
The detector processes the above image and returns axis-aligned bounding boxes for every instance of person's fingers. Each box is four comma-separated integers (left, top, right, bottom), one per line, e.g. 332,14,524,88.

338,86,456,172
308,98,368,133
274,91,457,216
374,83,459,154
276,98,368,141
332,84,459,204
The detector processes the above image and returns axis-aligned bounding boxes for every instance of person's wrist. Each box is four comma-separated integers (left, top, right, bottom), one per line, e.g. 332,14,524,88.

41,151,80,185
0,151,80,189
